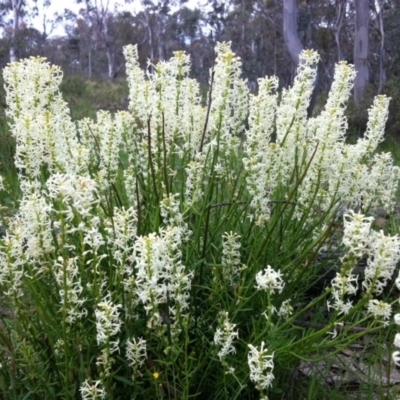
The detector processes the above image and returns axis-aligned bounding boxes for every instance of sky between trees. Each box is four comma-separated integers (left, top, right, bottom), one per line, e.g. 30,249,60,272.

0,0,399,119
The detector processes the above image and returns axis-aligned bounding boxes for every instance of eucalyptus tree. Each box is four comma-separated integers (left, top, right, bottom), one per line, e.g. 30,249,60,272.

75,0,123,79
126,0,182,67
335,0,346,61
353,0,369,105
370,0,386,94
282,0,303,66
383,0,400,79
33,1,62,39
0,0,26,61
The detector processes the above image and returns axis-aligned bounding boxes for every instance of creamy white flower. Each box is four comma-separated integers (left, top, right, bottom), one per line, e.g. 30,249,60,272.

225,366,236,375
0,217,27,297
276,50,319,146
277,300,293,318
247,341,275,391
214,312,239,361
54,339,65,357
367,299,392,326
392,351,400,367
185,159,205,206
262,307,277,323
328,322,344,339
243,76,279,226
342,211,374,257
83,216,105,254
123,45,148,119
363,230,400,295
47,173,99,220
178,77,205,153
327,269,358,315
79,379,106,400
95,293,122,353
160,193,184,228
327,297,353,315
54,256,87,324
364,152,400,211
218,231,246,286
394,333,400,349
124,44,204,179
18,192,54,259
330,272,359,298
3,57,84,180
96,348,114,378
133,227,192,334
126,337,147,368
396,273,400,291
105,206,137,269
255,265,284,294
90,111,122,190
208,42,248,155
356,95,390,156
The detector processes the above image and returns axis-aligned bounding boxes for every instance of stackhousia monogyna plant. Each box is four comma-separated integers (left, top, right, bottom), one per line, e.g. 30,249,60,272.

0,43,400,399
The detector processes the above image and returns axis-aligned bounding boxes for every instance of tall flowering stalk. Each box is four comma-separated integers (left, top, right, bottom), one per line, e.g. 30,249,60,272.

213,231,246,288
393,278,400,367
214,311,239,372
95,293,122,382
329,211,400,326
133,225,192,336
243,76,279,225
54,256,87,325
247,342,275,399
3,57,85,186
207,42,248,156
125,337,147,378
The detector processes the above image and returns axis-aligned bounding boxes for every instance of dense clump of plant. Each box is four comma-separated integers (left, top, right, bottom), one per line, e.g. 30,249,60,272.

1,43,400,399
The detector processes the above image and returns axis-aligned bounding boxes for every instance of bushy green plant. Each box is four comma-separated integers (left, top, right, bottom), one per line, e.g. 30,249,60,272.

346,77,400,144
0,44,400,399
383,76,400,139
59,74,129,121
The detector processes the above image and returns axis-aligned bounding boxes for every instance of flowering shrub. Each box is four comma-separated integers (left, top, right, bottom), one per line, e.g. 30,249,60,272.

0,43,399,399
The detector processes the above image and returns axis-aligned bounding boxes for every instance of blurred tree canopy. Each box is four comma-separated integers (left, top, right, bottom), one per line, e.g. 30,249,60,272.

1,0,400,135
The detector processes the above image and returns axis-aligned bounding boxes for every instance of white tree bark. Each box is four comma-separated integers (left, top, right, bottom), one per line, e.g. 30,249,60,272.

335,0,346,62
139,8,155,72
81,0,118,79
103,15,116,78
372,0,386,94
106,47,116,78
282,0,317,116
283,0,303,66
354,0,370,105
9,0,23,62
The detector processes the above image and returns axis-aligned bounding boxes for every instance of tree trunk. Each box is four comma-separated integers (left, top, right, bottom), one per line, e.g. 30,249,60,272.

353,0,370,105
106,47,116,79
140,10,155,72
9,0,23,62
283,0,303,66
283,0,317,116
372,0,386,94
103,17,116,79
335,0,346,62
9,46,17,63
88,48,92,78
156,15,165,62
